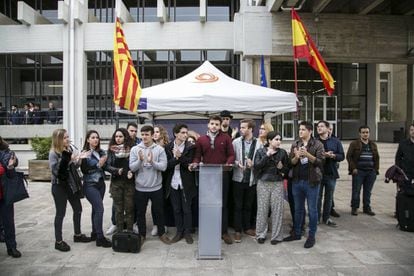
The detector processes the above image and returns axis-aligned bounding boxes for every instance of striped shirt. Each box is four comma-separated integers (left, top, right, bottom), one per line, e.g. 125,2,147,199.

357,143,374,170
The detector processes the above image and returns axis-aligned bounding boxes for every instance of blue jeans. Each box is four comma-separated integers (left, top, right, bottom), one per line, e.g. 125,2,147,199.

84,179,106,239
318,176,336,222
292,180,320,237
0,199,16,250
351,170,376,210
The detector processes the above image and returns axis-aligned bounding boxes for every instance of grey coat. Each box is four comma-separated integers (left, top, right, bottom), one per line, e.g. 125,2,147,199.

232,136,260,186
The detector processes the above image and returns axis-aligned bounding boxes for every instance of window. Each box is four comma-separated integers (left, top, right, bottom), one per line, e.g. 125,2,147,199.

380,72,391,121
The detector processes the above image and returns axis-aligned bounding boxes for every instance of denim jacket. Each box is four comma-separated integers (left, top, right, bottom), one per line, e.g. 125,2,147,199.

81,149,106,184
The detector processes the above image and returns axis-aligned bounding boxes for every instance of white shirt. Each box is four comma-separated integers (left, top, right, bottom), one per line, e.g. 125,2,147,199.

171,141,185,190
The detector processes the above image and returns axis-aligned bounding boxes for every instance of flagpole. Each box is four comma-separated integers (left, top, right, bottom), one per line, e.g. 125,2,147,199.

114,5,119,129
292,8,300,134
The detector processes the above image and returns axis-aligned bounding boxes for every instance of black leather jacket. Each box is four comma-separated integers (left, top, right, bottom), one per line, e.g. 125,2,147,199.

254,147,289,182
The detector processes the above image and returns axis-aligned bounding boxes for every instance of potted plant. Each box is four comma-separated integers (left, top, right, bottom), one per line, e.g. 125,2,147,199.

29,136,52,181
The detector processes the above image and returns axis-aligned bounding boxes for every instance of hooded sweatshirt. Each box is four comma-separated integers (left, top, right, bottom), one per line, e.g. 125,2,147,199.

129,142,167,192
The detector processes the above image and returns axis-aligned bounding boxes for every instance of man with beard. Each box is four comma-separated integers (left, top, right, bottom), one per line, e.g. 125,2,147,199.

316,121,344,227
346,126,379,216
191,115,235,244
220,110,239,140
232,119,259,242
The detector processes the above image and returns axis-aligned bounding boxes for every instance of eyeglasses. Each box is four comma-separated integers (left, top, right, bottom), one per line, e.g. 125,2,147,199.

179,131,188,134
259,128,266,130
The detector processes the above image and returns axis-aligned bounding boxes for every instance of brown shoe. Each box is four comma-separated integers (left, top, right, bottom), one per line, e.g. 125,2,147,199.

171,233,183,243
184,234,194,244
222,233,233,245
244,229,256,237
234,232,242,243
159,233,171,245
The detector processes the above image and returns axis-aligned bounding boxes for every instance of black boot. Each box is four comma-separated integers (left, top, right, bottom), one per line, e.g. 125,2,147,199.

74,234,92,243
363,207,376,216
96,237,112,248
7,248,22,258
55,241,70,252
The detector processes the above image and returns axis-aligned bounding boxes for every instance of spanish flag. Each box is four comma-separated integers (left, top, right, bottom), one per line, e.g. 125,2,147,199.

291,9,335,95
113,18,142,112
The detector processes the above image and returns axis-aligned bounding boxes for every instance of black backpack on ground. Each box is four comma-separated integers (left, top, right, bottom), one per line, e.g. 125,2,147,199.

396,191,414,232
112,231,141,253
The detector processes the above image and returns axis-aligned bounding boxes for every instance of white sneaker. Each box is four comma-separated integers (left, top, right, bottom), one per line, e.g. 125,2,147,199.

106,224,117,235
164,226,168,234
133,223,139,234
151,225,158,236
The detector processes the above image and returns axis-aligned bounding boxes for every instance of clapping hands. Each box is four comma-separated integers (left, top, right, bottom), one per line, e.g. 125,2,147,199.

98,155,107,168
139,150,153,165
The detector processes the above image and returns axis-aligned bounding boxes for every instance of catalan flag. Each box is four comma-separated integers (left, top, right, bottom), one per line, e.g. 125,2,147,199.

291,9,335,95
113,18,141,112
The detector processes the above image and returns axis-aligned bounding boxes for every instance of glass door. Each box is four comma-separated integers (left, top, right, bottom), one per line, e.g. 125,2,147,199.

312,95,337,136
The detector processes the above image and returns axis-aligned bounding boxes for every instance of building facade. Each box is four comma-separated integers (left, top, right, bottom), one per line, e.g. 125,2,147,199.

0,0,413,144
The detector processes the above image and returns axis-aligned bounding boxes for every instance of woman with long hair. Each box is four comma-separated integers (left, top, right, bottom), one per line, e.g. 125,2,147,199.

49,129,91,252
154,125,170,147
151,125,170,236
254,131,289,245
106,128,135,232
0,137,21,257
258,122,274,146
81,130,111,248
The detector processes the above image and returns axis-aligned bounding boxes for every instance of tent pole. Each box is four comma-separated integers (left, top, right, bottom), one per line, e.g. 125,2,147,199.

152,112,156,126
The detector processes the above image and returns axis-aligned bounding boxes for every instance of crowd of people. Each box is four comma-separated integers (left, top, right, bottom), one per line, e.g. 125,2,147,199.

1,112,414,258
1,101,60,125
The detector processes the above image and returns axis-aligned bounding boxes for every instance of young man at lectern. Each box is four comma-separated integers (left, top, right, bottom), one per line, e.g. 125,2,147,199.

190,115,235,244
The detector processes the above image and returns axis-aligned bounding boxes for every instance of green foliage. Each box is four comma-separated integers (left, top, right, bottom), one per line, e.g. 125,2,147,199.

31,136,52,160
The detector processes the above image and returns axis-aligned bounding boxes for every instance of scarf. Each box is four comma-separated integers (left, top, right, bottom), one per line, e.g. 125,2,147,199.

207,131,219,149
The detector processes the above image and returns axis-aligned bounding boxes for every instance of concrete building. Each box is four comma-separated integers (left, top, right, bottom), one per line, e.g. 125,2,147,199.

0,0,413,145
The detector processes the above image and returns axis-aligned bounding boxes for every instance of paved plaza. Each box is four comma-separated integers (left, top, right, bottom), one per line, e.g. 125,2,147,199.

1,177,414,276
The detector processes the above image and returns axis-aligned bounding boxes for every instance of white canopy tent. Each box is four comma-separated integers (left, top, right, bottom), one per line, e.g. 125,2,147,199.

116,61,297,119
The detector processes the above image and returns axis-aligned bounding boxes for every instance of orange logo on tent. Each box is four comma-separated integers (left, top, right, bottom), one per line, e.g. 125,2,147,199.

194,73,219,83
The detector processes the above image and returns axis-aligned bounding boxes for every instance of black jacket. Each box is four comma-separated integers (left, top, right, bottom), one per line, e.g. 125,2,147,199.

164,141,197,201
254,147,289,182
105,149,134,184
395,138,414,179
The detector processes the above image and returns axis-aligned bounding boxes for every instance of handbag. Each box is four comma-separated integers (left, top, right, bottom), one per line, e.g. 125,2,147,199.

67,163,84,198
1,170,29,205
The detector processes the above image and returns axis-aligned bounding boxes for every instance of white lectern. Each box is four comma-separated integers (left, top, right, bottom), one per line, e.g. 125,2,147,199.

197,164,224,260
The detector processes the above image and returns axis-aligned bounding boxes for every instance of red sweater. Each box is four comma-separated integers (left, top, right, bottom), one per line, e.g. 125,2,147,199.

193,131,235,165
